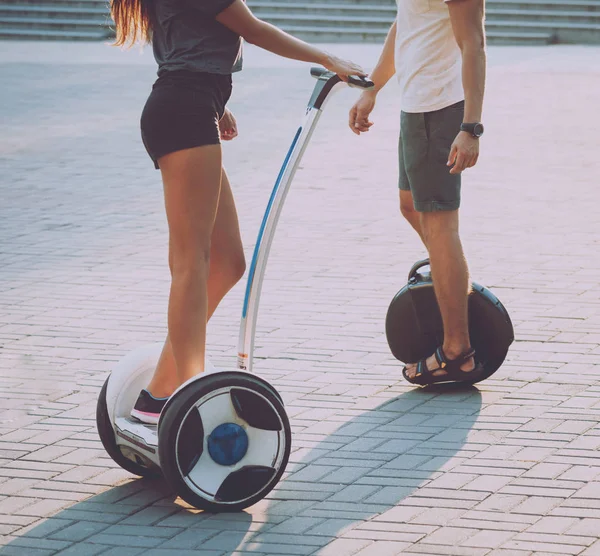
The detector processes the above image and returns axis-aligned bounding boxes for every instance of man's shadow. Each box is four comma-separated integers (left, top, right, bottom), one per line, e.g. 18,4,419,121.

238,382,483,553
0,383,481,555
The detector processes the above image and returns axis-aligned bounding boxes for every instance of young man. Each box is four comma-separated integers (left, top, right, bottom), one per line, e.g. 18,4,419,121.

349,0,486,385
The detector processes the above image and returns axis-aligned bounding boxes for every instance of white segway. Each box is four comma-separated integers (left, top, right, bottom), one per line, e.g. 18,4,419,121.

96,68,374,512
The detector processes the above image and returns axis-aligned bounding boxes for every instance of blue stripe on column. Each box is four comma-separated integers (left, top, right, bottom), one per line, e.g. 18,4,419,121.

242,126,303,318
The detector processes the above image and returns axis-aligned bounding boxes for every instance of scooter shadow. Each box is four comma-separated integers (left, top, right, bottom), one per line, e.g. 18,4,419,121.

235,381,483,553
0,474,255,555
0,383,481,555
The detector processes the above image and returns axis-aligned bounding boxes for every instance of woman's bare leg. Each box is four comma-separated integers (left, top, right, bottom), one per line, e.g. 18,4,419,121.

142,145,222,396
205,168,246,318
148,167,245,397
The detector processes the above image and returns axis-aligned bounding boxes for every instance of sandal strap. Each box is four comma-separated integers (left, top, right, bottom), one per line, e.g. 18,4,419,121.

414,350,446,384
414,358,428,379
404,346,480,386
434,346,448,369
456,347,476,364
442,347,477,378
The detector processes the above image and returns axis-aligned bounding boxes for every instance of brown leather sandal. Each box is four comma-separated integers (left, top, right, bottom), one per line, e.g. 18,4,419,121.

402,346,484,386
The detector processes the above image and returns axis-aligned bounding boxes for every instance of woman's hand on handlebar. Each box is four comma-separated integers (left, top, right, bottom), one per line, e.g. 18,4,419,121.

323,54,366,82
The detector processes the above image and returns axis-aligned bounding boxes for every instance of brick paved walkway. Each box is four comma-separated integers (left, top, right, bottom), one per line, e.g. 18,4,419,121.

1,41,600,556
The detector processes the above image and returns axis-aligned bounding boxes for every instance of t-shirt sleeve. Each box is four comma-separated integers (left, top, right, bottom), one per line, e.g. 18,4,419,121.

188,0,237,16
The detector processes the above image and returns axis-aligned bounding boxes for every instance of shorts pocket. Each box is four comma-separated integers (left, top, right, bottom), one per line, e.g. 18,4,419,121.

428,105,463,165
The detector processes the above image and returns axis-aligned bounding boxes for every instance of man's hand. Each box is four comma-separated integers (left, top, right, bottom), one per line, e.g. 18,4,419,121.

447,131,479,174
349,91,376,135
219,108,238,141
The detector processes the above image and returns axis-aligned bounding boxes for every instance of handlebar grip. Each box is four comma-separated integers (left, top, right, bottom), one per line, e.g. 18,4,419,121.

310,67,329,79
311,67,374,90
347,75,375,90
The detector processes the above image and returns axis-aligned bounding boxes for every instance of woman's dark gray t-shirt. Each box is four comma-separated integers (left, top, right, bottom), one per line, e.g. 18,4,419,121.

152,0,243,76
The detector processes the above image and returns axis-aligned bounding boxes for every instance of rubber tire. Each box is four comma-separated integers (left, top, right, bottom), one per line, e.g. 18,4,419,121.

386,280,513,386
158,372,291,512
96,377,161,478
457,349,507,385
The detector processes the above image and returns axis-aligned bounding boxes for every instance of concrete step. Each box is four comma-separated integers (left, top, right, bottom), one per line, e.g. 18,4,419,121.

485,29,552,44
249,1,396,17
6,0,109,6
264,23,552,44
251,4,599,43
251,3,600,21
248,0,395,5
0,4,108,18
272,24,387,42
2,5,594,31
487,0,600,12
486,19,600,42
486,7,600,22
250,3,600,24
0,15,108,32
1,0,595,44
250,0,600,17
249,0,600,11
244,10,600,32
0,26,108,38
247,12,394,29
249,0,600,7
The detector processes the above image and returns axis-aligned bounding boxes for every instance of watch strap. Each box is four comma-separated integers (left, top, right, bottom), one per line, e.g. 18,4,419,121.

460,122,483,137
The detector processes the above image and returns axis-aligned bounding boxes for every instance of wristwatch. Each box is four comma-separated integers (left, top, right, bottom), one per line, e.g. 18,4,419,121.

460,122,484,138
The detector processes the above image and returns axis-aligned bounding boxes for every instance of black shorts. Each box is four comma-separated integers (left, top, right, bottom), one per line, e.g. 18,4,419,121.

141,70,232,170
398,100,465,212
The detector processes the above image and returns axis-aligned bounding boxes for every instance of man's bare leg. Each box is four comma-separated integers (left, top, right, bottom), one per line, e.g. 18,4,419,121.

402,208,475,378
399,190,425,242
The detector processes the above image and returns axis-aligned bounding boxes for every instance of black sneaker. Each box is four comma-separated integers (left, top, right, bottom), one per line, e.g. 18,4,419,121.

130,389,169,425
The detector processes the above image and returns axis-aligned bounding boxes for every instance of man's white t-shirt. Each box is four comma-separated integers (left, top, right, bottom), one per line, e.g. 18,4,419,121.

395,0,463,113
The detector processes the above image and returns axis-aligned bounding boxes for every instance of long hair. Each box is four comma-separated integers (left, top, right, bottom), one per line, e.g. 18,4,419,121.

110,0,154,47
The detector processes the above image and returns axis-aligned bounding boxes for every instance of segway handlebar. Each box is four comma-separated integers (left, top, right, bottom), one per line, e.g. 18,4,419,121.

310,67,374,90
238,66,372,372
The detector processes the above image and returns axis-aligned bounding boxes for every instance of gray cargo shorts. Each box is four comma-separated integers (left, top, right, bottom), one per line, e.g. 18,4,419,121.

398,100,465,212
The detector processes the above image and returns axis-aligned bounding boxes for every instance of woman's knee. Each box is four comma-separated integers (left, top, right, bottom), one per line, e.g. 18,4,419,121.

212,243,246,285
169,243,211,278
231,248,246,283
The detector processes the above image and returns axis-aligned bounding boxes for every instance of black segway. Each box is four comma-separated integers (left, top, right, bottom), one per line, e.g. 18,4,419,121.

386,259,514,384
96,67,374,512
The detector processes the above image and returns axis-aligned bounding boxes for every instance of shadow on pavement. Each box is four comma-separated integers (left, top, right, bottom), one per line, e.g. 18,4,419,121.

237,382,483,554
0,475,253,555
0,382,481,555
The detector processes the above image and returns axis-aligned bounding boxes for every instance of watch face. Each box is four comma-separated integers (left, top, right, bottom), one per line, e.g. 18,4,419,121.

473,123,484,137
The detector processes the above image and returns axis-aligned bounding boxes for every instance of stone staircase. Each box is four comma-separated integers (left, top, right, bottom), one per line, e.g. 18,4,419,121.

247,0,600,44
0,0,599,44
0,0,112,40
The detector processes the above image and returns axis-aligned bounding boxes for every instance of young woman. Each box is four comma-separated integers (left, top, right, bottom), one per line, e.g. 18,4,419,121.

110,0,365,424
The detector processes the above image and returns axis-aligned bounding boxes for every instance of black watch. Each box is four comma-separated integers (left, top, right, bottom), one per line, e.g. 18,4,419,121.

460,122,484,138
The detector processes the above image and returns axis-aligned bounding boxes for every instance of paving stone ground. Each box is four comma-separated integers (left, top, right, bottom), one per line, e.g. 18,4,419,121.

1,40,600,556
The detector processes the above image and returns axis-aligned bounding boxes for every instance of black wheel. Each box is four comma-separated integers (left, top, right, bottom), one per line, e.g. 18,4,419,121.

96,377,161,478
158,372,291,512
464,283,514,383
385,264,514,385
